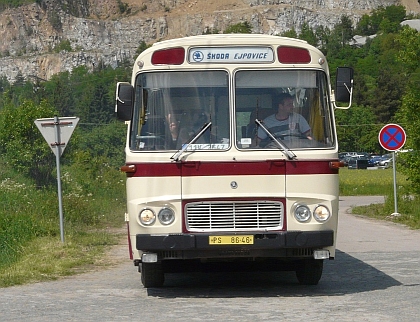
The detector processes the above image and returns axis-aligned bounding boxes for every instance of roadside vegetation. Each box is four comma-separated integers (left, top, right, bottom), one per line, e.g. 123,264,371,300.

0,158,127,287
340,168,419,229
0,0,34,12
0,66,130,287
0,5,419,287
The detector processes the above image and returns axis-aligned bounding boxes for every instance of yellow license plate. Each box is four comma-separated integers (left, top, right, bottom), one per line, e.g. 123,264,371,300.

209,235,254,245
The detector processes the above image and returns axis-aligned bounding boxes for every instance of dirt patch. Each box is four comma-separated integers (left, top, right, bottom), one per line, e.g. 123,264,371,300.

400,0,420,12
125,0,247,16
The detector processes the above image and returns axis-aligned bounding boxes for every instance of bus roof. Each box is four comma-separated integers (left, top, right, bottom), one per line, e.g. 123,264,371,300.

151,34,310,48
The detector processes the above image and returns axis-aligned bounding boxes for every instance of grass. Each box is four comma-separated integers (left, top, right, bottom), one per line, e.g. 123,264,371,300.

340,167,420,229
0,160,127,287
0,232,122,287
339,167,407,196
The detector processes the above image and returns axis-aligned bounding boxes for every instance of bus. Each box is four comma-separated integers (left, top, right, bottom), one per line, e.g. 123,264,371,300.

115,34,353,287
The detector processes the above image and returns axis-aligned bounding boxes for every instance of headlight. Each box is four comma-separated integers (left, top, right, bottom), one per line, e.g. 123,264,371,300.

139,208,156,226
294,205,311,222
313,205,331,222
158,207,175,225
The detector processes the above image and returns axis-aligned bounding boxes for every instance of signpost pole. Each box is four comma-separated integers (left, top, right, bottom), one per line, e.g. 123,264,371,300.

392,151,398,216
53,116,65,243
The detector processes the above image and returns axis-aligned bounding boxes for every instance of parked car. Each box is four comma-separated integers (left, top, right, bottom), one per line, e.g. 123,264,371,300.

339,153,350,166
368,155,382,167
378,154,393,168
339,152,363,166
348,156,369,169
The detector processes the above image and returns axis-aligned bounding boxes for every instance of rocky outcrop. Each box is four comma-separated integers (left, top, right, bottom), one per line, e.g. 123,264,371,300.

0,0,415,83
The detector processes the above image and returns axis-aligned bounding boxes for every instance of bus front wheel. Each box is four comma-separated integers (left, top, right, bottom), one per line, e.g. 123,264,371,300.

295,259,323,285
140,262,164,288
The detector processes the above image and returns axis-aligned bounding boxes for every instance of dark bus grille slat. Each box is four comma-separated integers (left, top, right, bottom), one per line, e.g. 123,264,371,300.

186,201,284,231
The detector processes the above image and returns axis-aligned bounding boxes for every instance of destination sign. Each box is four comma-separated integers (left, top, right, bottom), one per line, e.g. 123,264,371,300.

189,47,274,63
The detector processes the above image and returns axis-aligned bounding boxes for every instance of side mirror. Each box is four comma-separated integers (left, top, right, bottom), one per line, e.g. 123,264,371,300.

115,82,133,121
334,67,353,109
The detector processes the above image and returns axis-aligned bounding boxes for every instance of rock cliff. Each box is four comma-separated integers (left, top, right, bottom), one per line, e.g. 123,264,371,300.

0,0,418,83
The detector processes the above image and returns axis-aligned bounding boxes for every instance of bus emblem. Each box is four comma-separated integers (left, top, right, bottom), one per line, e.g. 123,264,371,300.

192,50,204,62
230,181,238,189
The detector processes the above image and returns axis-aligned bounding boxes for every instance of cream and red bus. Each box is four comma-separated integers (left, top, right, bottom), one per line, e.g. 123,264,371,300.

115,34,353,287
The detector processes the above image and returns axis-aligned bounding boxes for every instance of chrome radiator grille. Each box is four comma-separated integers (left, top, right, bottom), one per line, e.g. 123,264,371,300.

185,201,284,232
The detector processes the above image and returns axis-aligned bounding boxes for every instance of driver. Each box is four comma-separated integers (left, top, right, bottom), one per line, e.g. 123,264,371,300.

256,93,312,146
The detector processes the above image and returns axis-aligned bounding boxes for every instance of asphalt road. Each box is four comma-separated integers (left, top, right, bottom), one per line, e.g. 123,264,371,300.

1,196,419,322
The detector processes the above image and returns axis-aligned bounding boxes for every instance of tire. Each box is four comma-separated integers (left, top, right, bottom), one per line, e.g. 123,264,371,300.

140,262,164,288
295,259,323,285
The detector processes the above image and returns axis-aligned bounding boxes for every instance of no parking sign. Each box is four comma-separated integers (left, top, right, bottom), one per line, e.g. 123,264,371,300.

378,123,406,151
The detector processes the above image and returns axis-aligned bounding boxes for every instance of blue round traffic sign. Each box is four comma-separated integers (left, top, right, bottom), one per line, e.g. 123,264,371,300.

378,123,406,151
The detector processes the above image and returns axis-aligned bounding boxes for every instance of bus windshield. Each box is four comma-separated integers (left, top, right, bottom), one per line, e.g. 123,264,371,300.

130,70,229,151
129,69,335,152
235,69,335,149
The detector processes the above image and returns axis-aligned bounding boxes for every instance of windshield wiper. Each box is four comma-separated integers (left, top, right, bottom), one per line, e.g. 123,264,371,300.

255,119,296,160
171,122,212,161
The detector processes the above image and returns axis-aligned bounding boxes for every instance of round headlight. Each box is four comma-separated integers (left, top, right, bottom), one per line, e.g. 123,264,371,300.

294,205,311,222
313,205,331,222
139,208,156,226
158,207,175,225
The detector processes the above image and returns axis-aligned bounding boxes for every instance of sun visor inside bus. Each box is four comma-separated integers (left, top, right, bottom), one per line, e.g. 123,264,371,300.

143,71,228,88
236,70,317,88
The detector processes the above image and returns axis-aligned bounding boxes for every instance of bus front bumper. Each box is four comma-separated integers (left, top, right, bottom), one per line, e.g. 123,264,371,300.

136,230,334,260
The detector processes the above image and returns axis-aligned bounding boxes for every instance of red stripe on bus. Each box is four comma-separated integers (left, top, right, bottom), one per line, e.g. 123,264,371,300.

285,160,338,175
124,160,338,177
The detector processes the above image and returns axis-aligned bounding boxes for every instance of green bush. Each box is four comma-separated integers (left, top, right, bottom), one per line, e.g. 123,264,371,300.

0,100,57,187
224,21,252,34
53,39,72,53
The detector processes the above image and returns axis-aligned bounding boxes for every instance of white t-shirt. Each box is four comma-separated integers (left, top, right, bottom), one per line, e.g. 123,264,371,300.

257,113,311,140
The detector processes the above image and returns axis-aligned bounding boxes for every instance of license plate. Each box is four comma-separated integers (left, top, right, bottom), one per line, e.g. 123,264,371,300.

209,235,254,245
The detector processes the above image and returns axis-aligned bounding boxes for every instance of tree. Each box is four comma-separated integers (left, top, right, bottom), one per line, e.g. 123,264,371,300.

334,15,354,47
224,21,252,34
0,76,11,110
43,71,73,116
299,22,317,46
315,25,330,51
281,28,298,39
134,40,151,59
355,5,406,35
382,5,406,33
395,26,420,76
370,67,404,123
395,83,420,193
0,100,58,187
69,66,124,123
355,14,372,36
70,121,126,171
323,15,354,57
335,105,380,153
394,26,420,193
